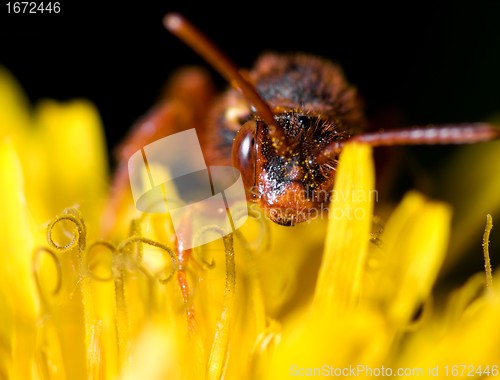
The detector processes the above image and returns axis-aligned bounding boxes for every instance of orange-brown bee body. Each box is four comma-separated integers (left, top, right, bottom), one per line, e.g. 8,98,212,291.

106,14,500,229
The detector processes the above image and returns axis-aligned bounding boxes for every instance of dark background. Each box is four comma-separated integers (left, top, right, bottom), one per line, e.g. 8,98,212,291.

2,2,500,280
2,2,499,153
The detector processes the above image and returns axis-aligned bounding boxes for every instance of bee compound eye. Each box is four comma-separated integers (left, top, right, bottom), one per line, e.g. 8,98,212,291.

232,121,258,191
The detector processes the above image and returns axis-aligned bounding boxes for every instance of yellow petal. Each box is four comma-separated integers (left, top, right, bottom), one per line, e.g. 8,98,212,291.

0,139,39,378
437,138,500,267
248,212,328,317
396,273,500,371
120,322,185,380
267,307,389,380
365,191,452,327
0,67,31,147
27,99,109,229
314,142,375,313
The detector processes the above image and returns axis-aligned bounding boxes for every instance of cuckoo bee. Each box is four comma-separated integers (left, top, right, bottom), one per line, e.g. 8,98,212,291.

109,13,500,229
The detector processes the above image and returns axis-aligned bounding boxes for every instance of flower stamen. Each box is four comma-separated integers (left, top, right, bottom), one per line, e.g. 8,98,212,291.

47,208,86,252
483,214,494,292
117,236,177,284
207,230,236,380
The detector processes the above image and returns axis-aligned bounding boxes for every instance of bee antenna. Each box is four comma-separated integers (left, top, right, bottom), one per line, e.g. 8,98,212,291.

317,123,500,164
164,13,285,141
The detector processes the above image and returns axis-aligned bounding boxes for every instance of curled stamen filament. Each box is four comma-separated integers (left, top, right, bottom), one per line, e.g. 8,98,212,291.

46,209,86,252
118,236,177,284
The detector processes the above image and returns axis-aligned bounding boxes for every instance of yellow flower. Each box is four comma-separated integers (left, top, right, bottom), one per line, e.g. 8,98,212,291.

0,65,499,380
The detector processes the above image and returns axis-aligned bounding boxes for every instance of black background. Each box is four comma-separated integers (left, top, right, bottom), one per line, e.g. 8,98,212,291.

1,1,500,283
2,1,499,154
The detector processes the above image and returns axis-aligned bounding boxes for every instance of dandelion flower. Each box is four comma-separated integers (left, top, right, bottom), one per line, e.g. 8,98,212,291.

0,65,499,380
